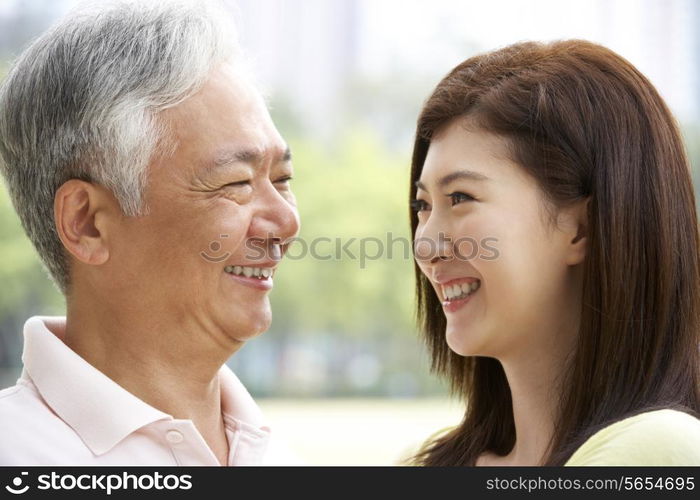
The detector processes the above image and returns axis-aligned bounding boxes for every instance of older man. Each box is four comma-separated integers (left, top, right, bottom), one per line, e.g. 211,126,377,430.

0,1,299,465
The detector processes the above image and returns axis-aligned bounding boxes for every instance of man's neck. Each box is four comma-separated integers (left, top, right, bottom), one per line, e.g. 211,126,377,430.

62,298,239,465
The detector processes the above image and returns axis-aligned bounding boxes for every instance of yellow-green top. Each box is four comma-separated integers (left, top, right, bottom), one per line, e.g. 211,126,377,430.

565,409,700,466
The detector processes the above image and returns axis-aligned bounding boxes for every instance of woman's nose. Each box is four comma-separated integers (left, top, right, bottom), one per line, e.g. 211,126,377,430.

415,221,453,264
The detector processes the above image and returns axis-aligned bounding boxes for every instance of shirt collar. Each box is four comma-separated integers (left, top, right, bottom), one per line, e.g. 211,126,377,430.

21,315,268,456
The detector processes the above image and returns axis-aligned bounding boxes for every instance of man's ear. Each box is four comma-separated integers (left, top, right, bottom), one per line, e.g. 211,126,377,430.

54,180,113,266
558,196,589,266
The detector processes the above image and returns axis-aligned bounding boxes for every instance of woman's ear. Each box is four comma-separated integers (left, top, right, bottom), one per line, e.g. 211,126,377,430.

559,197,589,266
54,180,112,266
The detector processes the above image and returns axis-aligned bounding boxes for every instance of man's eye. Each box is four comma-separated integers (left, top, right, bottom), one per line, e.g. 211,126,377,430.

223,180,251,188
449,192,476,206
274,176,293,185
410,199,430,213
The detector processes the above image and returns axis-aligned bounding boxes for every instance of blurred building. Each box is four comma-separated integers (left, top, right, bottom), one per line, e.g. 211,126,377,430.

233,0,360,136
0,0,697,130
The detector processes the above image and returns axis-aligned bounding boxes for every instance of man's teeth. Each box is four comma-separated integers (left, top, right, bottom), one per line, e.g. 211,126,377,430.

442,281,480,301
224,265,272,279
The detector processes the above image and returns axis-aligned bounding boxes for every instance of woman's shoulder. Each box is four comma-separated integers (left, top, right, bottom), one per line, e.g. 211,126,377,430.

565,409,700,466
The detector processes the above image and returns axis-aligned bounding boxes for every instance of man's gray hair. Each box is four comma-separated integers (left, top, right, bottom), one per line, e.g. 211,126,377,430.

0,0,238,293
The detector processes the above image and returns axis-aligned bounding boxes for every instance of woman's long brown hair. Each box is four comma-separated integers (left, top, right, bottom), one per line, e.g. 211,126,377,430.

410,40,700,466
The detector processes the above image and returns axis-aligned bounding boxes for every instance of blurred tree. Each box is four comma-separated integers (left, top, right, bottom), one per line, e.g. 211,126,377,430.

0,183,64,383
269,130,415,338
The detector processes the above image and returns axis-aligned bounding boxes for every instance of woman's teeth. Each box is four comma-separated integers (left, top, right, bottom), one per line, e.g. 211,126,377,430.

442,281,480,301
224,265,272,279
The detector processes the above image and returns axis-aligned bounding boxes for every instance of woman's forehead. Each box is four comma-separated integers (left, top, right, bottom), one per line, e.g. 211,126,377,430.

419,124,521,187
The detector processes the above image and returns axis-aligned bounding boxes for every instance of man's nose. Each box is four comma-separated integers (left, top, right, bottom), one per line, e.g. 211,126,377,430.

249,183,300,245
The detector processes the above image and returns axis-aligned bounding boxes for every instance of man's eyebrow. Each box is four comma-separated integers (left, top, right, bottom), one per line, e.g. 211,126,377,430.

281,147,292,162
209,146,292,169
415,170,490,191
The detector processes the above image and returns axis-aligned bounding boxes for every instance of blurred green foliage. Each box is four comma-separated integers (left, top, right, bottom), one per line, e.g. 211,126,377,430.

0,184,64,318
270,131,415,338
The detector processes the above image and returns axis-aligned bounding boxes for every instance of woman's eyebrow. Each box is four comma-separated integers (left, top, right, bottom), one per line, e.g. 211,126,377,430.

415,170,490,191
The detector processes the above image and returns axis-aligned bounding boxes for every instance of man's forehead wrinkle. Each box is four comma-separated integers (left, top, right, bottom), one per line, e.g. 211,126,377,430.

214,147,264,166
206,144,290,170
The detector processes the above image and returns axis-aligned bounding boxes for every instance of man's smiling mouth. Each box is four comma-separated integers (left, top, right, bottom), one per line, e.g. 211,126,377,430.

224,265,273,279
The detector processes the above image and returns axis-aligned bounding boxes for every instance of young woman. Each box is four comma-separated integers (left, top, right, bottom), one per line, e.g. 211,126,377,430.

409,40,700,466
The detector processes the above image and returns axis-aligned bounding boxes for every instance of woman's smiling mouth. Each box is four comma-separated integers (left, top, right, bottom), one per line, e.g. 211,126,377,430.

438,278,481,313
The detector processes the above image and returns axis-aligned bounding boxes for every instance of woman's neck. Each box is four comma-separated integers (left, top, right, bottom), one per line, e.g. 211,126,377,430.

489,329,576,466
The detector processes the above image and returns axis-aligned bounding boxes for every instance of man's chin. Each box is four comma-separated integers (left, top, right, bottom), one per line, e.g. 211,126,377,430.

230,312,272,342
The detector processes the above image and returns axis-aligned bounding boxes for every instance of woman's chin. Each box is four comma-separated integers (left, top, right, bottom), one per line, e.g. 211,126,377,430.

445,324,485,357
445,327,471,356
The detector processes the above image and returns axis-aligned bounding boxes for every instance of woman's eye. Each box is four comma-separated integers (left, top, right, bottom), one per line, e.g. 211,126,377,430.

449,191,475,206
410,199,430,213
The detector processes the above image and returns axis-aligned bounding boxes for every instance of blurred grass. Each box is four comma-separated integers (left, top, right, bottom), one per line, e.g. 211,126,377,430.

258,397,463,465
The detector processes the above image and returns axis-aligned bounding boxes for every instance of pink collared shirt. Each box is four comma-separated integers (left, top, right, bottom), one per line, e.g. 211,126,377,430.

0,316,282,466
